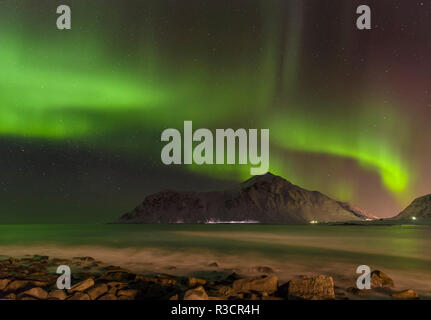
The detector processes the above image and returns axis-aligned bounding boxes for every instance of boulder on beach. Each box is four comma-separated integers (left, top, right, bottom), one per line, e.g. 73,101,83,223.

232,275,278,294
391,289,419,300
68,292,91,300
188,277,207,288
68,278,95,293
87,283,108,300
118,289,138,300
18,287,48,300
280,275,335,300
371,270,394,288
98,293,118,300
48,290,68,300
5,280,29,293
184,286,208,300
0,279,10,291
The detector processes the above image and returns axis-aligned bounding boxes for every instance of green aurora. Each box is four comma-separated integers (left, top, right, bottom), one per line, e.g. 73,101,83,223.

1,0,429,221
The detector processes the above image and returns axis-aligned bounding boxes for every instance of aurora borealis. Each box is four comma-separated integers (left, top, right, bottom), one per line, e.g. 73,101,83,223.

1,0,430,222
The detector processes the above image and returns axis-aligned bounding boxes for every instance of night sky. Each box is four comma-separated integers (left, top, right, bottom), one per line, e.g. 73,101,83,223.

1,0,430,223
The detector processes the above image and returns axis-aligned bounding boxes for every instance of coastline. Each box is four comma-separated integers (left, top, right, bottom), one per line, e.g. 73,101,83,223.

0,251,427,300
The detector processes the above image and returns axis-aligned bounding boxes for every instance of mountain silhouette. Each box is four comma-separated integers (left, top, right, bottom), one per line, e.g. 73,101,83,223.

393,194,431,220
117,172,372,224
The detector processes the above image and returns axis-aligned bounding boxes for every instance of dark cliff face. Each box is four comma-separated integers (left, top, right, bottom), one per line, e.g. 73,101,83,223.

117,173,365,224
393,194,431,220
336,202,378,221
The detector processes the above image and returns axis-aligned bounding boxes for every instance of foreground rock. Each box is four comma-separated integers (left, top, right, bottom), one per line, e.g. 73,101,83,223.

184,286,208,300
18,287,48,300
68,278,95,293
391,289,419,300
87,283,108,300
232,275,278,294
370,270,394,288
48,290,67,300
279,275,335,300
188,277,206,288
0,255,420,301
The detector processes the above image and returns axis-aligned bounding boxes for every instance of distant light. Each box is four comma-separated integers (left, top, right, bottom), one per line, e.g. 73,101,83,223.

310,220,318,224
412,217,417,221
365,218,372,221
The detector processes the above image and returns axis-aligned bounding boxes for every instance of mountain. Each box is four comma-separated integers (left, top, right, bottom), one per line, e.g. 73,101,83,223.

392,194,431,220
336,201,379,221
116,173,371,224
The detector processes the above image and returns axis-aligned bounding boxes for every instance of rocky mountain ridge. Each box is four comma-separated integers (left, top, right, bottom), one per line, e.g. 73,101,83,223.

117,173,373,224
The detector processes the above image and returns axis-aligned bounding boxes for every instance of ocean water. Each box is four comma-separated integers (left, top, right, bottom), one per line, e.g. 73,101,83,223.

0,224,430,298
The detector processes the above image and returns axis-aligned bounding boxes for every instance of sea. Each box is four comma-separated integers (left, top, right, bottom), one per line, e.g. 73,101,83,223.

0,223,430,298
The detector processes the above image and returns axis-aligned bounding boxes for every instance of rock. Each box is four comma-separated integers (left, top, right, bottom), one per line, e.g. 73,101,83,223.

250,266,275,274
106,281,128,289
371,270,394,288
281,275,335,300
135,274,177,286
31,280,50,287
8,257,18,264
5,280,29,292
68,278,95,293
107,287,118,295
117,289,138,300
232,275,278,293
393,194,431,220
216,285,235,296
18,287,48,300
27,263,47,273
83,262,99,270
208,296,226,300
346,287,372,296
68,292,91,300
87,283,108,300
0,279,10,291
391,289,419,300
117,173,365,224
184,286,208,300
50,258,72,265
4,293,16,300
156,274,178,286
99,269,132,281
98,293,118,300
244,293,260,300
72,257,95,262
262,296,284,300
20,296,38,300
226,272,241,282
157,278,177,286
32,255,49,262
188,277,207,288
48,290,68,300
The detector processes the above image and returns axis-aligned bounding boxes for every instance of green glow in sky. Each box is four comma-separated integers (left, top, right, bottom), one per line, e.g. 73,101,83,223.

269,106,409,194
0,1,414,209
